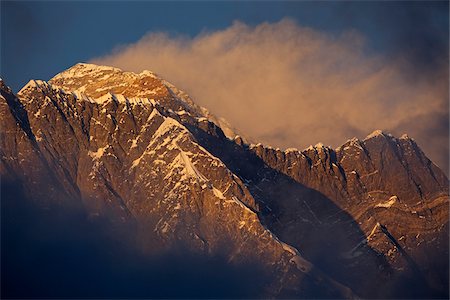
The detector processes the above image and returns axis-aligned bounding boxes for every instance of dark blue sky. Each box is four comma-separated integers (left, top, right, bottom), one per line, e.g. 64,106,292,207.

1,1,448,92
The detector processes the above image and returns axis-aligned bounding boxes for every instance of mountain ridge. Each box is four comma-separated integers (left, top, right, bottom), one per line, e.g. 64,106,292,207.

1,64,448,298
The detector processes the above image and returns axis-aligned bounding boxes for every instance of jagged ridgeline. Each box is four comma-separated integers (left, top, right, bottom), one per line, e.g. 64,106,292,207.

1,63,448,298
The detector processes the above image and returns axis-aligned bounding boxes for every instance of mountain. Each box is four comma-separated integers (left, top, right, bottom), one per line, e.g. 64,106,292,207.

1,63,448,298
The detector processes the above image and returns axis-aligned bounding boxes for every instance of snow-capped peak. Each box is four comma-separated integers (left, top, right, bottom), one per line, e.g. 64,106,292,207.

52,63,123,80
48,63,173,105
52,62,160,82
364,129,385,140
47,63,242,143
17,79,51,95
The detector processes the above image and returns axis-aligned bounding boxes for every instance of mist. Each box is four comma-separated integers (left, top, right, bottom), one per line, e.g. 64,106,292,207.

1,179,269,298
91,18,448,174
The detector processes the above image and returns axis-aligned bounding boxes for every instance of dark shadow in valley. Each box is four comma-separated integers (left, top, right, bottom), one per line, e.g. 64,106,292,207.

187,124,444,299
1,179,270,299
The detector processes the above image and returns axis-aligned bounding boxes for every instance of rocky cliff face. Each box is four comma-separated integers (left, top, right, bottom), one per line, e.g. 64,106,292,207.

1,63,448,298
244,133,448,297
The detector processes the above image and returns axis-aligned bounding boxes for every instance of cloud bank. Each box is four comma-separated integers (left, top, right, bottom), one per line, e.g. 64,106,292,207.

92,19,449,174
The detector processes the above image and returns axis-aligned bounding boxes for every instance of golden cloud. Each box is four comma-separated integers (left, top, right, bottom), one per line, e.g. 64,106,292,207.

91,19,449,174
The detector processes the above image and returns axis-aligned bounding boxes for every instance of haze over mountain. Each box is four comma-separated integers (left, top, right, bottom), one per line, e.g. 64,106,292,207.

92,19,449,176
1,63,448,299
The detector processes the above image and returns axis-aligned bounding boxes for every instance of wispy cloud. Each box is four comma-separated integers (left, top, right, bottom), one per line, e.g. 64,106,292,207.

91,19,448,173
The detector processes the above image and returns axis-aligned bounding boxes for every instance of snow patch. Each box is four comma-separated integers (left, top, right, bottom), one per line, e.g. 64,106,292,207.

375,196,398,208
285,148,299,153
130,138,139,149
265,228,312,272
367,223,380,241
178,146,208,182
315,142,324,148
176,110,188,115
228,196,254,214
152,117,188,141
113,94,126,103
34,109,42,118
238,221,246,229
88,145,108,160
131,156,143,169
139,70,158,79
212,187,226,199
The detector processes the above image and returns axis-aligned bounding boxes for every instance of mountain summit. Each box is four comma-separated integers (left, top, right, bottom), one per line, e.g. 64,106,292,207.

1,63,448,298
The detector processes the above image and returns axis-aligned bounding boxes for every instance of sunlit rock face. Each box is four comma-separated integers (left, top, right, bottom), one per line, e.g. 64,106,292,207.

1,64,448,299
245,132,448,297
